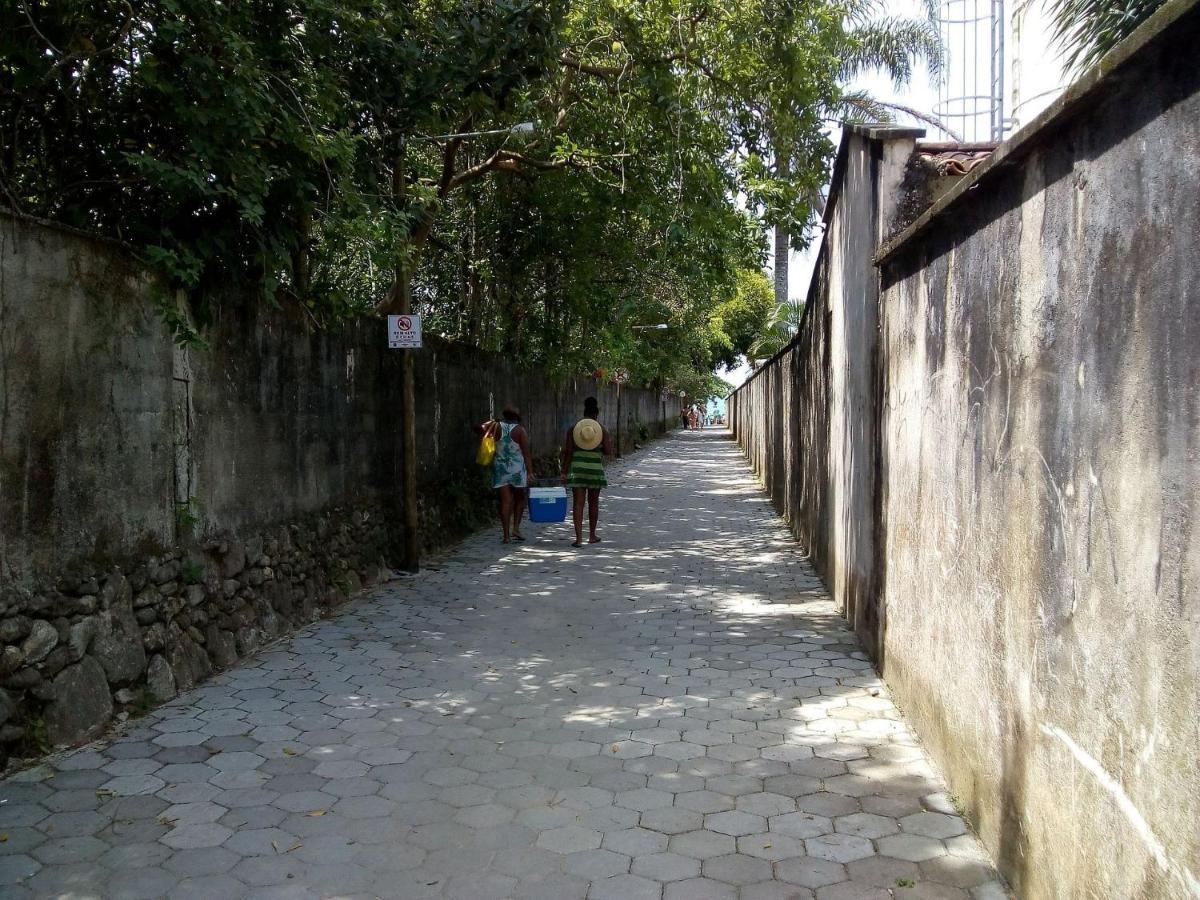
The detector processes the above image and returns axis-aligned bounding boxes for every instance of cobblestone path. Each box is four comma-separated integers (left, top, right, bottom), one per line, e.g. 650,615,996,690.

0,429,1006,899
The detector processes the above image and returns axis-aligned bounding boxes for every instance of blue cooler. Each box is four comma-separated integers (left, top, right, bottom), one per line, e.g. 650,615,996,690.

528,486,568,523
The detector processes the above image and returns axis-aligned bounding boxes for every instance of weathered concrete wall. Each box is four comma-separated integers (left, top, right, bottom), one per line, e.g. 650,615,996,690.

0,212,669,762
876,3,1200,895
730,125,922,658
0,222,176,579
729,2,1200,895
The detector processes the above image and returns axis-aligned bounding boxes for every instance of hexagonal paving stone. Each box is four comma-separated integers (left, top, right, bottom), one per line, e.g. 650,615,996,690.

636,805,701,834
901,812,968,839
589,873,663,900
666,876,738,899
705,810,767,837
805,833,875,863
631,851,702,882
834,812,900,839
676,791,735,814
161,823,234,850
536,825,603,854
561,848,630,879
668,830,737,860
775,855,848,889
613,788,671,813
702,852,774,885
737,832,807,861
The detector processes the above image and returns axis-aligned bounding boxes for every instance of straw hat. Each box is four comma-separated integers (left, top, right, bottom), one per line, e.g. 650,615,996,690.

573,418,603,451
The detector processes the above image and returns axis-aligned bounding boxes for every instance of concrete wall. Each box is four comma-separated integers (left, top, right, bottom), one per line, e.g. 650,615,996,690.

730,125,922,658
876,4,1200,894
729,2,1200,895
0,212,669,762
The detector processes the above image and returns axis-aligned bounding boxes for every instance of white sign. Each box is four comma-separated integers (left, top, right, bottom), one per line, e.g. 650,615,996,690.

387,314,422,349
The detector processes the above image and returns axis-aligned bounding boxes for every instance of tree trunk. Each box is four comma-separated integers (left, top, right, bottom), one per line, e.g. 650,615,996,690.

773,224,789,306
773,148,790,306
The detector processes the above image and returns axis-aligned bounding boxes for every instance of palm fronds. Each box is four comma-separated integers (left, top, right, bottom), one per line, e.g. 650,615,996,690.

841,18,945,87
1047,0,1166,71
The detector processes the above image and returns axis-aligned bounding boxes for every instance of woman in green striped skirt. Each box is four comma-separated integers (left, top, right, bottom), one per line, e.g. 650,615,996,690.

561,397,614,548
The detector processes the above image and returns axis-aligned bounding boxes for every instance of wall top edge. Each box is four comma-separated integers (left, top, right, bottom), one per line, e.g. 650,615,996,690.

873,0,1200,267
823,125,927,226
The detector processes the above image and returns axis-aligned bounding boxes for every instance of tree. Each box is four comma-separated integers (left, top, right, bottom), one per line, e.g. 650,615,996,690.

1047,0,1166,70
0,0,922,397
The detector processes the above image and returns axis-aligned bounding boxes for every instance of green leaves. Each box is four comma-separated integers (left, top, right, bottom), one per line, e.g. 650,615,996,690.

1047,0,1165,71
2,0,927,393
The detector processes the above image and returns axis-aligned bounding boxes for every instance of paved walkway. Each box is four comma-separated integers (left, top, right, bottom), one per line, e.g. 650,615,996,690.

0,429,1006,900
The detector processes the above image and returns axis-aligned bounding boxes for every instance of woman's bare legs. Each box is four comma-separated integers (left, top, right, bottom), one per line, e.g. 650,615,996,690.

498,486,513,542
572,488,586,547
587,488,602,543
513,487,527,540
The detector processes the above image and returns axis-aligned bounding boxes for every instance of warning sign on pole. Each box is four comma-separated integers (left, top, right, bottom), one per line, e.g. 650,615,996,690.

387,314,422,349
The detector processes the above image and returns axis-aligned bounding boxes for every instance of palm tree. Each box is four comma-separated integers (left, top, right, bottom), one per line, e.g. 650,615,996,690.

749,297,807,365
1047,0,1165,70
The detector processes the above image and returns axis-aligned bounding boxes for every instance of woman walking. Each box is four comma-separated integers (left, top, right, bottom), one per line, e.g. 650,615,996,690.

561,397,614,548
475,406,533,543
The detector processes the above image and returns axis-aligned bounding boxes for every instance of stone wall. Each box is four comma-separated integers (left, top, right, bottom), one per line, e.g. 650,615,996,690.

0,213,669,763
728,2,1200,896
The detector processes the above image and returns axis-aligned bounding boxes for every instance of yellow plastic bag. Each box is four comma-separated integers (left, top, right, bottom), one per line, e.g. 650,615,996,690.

476,425,496,466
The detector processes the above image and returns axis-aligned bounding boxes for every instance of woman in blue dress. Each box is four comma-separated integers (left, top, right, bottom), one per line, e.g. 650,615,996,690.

475,406,534,543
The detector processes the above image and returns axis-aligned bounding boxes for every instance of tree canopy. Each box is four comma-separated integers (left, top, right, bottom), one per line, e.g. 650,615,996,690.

1,0,892,390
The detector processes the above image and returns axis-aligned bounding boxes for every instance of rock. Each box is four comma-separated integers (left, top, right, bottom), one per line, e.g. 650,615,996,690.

31,680,55,701
0,646,26,676
158,581,179,598
26,594,55,617
166,637,211,693
92,579,147,685
220,543,247,579
113,688,136,705
44,656,113,746
68,618,98,661
0,723,24,743
0,616,31,643
146,655,176,702
0,688,16,725
245,536,264,567
78,578,100,596
42,646,71,677
135,607,158,626
4,666,40,689
185,585,206,608
235,626,261,657
222,579,240,598
21,620,58,664
142,623,168,652
133,588,159,609
73,595,98,615
206,626,238,669
100,573,132,611
153,563,178,585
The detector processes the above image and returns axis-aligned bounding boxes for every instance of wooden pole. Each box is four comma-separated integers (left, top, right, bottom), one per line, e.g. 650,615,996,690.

615,380,622,458
397,140,420,573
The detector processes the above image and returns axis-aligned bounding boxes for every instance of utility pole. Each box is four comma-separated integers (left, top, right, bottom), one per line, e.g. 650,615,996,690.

396,139,420,573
